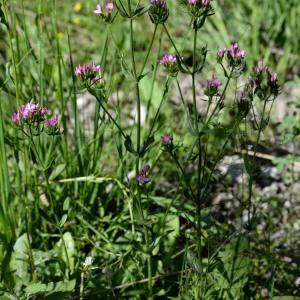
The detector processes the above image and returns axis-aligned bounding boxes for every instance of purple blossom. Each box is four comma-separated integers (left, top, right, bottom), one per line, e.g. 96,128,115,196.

106,3,114,12
136,165,151,185
254,60,264,74
161,133,173,146
187,0,210,6
158,54,177,65
11,102,48,125
228,42,246,60
75,63,102,77
11,102,61,135
75,63,105,88
217,48,227,59
204,75,222,97
94,4,102,15
150,0,166,7
46,114,58,128
94,3,114,15
11,112,21,124
270,72,277,82
206,75,222,89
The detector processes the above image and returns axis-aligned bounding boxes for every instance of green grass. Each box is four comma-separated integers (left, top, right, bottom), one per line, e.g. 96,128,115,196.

0,0,299,299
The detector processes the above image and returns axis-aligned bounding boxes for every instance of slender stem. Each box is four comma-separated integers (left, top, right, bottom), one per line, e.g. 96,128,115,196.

96,97,127,139
201,118,242,204
140,24,158,76
247,98,268,225
169,150,196,201
80,272,85,300
127,1,152,298
191,27,202,268
205,67,234,127
29,134,71,276
163,24,191,73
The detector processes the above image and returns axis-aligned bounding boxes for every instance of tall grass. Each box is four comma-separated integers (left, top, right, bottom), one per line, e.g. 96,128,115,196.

0,0,299,299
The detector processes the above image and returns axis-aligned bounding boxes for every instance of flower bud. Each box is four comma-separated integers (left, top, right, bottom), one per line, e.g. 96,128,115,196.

149,0,169,24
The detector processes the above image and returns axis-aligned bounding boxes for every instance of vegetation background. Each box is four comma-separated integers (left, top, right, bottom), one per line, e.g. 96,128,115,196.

0,0,299,299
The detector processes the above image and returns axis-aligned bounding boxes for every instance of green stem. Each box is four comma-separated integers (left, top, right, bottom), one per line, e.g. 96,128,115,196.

191,27,202,268
140,24,158,76
95,96,127,140
163,24,191,73
247,98,268,225
127,1,152,297
29,134,71,277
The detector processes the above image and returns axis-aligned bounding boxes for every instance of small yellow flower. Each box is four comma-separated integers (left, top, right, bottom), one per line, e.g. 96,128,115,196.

73,17,81,25
57,32,64,39
74,2,82,13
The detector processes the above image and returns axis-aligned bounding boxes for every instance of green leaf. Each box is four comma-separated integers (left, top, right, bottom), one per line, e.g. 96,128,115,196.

49,163,66,181
55,232,75,273
214,236,250,299
9,234,31,287
0,4,8,28
25,282,48,294
25,280,76,298
60,214,68,227
132,6,148,18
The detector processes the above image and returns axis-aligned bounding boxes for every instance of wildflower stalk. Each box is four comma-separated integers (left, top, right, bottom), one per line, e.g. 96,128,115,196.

163,23,190,72
127,1,152,298
205,67,234,125
191,26,203,270
140,24,158,75
247,96,269,226
92,92,128,140
28,132,72,277
146,27,164,118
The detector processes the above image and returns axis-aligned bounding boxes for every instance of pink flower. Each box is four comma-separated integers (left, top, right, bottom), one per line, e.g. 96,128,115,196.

217,48,227,59
254,60,264,74
204,75,222,97
150,0,166,7
75,63,104,88
11,102,51,126
106,2,114,12
94,3,114,16
11,112,21,124
228,42,246,60
187,0,210,6
158,54,177,65
161,133,173,146
46,114,58,128
206,75,222,89
136,165,151,185
94,4,102,15
270,72,277,82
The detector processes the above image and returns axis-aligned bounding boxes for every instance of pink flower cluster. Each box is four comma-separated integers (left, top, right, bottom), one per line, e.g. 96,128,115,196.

187,0,210,6
136,165,151,185
11,103,48,125
46,114,59,128
158,54,178,77
206,75,222,89
75,63,104,88
254,60,277,83
158,54,177,66
75,63,102,77
150,0,166,7
217,43,246,62
11,102,59,130
94,3,114,15
161,133,173,146
204,75,222,97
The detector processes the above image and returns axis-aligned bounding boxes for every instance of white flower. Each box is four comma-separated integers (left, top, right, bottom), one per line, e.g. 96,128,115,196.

83,256,93,267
